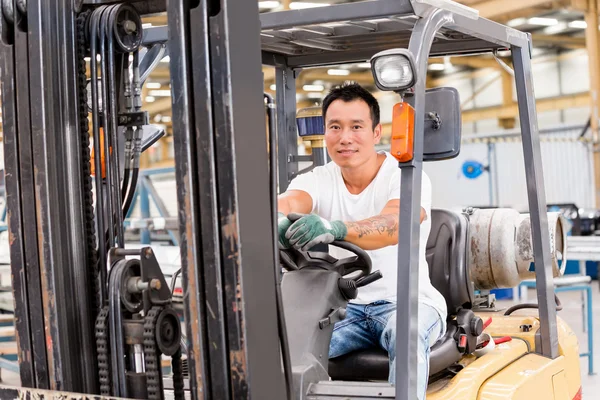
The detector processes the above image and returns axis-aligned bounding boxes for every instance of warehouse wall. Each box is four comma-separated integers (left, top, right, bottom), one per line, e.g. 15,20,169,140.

376,48,596,211
423,126,595,211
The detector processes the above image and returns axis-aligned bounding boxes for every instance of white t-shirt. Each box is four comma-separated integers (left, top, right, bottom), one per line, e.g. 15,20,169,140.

287,151,447,321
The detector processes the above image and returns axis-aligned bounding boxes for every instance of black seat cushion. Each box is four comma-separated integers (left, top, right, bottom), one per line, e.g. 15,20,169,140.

328,347,389,381
328,325,461,381
328,210,471,381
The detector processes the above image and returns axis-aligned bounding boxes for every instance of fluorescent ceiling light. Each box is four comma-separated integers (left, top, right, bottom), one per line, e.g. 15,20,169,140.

357,62,372,68
327,69,350,76
543,22,568,35
258,1,280,8
149,89,171,97
270,84,277,91
303,84,324,92
145,96,156,103
290,2,330,9
307,92,323,99
146,82,162,89
568,20,587,29
161,56,170,63
161,116,172,123
507,18,527,27
259,1,280,8
528,17,558,26
428,63,445,71
142,23,153,29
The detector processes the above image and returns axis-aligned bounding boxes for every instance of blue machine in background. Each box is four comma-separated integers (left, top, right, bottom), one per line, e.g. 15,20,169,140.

462,160,488,180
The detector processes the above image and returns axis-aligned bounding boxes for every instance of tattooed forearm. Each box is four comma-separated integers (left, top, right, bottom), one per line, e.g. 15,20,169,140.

346,214,399,239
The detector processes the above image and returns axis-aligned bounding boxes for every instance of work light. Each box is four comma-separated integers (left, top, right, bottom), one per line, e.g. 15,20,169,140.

370,49,417,92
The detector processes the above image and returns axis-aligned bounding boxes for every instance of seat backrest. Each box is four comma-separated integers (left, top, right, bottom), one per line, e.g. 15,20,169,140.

425,209,472,315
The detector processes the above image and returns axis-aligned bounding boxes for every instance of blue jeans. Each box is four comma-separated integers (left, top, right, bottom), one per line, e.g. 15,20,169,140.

329,301,444,400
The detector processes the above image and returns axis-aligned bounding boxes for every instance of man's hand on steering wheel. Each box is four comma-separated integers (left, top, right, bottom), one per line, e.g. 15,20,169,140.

285,213,347,252
278,212,293,249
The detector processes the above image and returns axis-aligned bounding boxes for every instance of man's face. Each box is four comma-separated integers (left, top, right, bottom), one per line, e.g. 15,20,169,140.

324,99,382,169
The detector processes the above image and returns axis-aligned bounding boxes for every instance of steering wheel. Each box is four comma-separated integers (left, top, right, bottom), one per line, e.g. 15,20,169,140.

279,241,372,281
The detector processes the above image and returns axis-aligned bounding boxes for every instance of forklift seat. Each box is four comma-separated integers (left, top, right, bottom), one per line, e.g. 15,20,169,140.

328,209,472,381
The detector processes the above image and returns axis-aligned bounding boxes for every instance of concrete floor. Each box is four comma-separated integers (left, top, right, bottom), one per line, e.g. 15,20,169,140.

0,287,598,398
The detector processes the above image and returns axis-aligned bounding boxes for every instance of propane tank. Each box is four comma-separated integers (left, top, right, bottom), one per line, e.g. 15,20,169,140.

468,208,567,290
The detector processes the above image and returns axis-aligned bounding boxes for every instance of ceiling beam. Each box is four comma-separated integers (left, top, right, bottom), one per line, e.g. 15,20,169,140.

461,91,589,122
492,7,559,23
464,0,562,19
531,34,586,49
297,71,374,85
565,0,590,12
499,69,516,129
430,56,504,69
378,91,589,135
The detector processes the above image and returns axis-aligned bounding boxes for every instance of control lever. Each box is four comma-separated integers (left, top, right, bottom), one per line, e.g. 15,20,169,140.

338,270,383,300
356,270,383,288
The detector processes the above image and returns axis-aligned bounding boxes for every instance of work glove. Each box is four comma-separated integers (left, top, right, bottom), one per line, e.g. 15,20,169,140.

278,212,293,249
285,213,347,252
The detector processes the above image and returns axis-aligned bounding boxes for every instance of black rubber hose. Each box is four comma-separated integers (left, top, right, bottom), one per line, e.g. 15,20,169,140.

122,167,139,217
170,268,182,295
579,117,591,139
265,93,294,399
121,165,131,202
504,294,563,316
122,49,142,218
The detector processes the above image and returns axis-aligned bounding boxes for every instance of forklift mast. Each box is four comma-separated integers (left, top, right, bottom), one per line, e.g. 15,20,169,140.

0,1,559,399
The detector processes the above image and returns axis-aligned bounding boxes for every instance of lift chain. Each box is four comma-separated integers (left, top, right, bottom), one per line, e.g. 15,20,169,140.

144,306,164,400
76,9,102,315
95,306,111,396
172,348,185,400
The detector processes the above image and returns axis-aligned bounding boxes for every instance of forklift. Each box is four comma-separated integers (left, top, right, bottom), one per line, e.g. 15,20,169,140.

0,0,583,399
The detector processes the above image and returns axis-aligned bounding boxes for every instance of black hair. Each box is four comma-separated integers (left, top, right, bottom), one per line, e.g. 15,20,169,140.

322,81,380,129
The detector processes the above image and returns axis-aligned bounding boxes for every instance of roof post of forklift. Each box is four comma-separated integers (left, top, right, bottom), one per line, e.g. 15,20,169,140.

395,8,453,399
275,62,299,193
512,39,559,359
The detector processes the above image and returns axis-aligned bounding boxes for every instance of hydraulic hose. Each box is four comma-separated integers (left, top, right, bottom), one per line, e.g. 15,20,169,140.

504,294,563,316
579,117,591,139
106,7,125,248
265,93,294,399
121,54,133,204
122,50,142,218
122,168,139,217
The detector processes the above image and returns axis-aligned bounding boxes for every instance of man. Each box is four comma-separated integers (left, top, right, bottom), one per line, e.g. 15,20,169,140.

277,82,447,399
